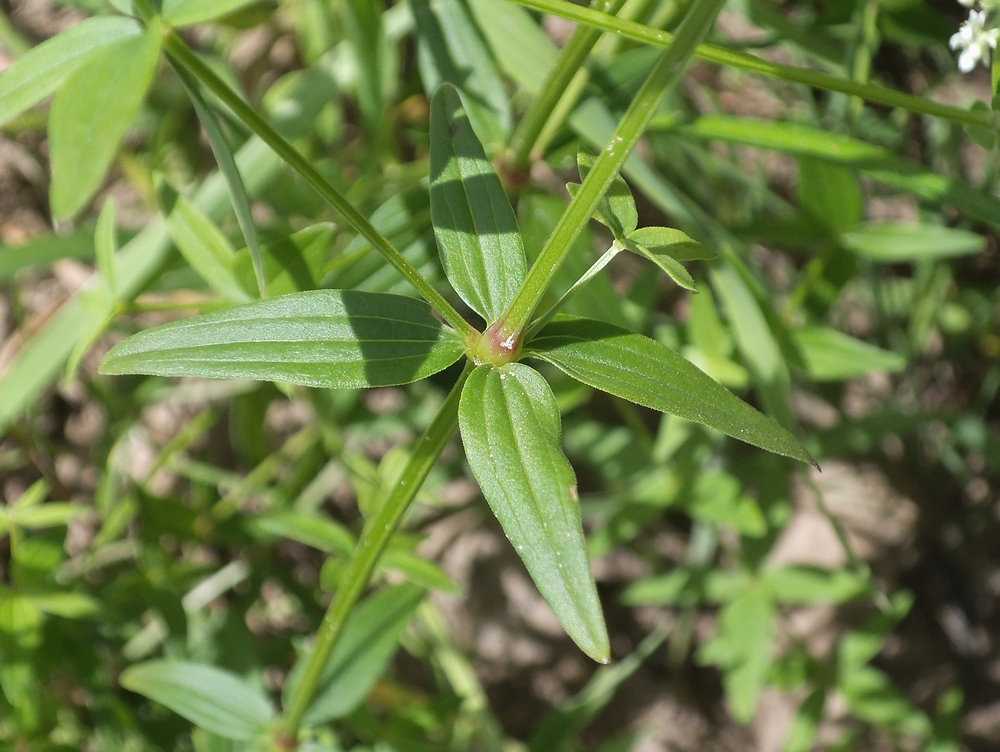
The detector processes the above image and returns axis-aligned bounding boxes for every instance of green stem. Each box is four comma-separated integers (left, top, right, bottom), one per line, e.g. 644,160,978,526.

526,239,622,338
162,30,477,342
508,0,628,169
498,0,727,339
511,0,993,130
281,362,472,741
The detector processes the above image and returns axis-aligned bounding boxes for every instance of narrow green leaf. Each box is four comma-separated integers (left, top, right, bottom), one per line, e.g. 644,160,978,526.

625,239,697,292
287,584,425,725
573,152,637,239
763,566,868,605
0,227,95,281
166,196,252,302
162,0,261,26
430,84,526,323
622,568,748,607
0,16,140,128
840,222,986,263
682,116,1000,229
793,326,905,381
174,64,267,297
459,363,609,662
527,317,814,465
99,290,465,388
626,226,716,262
120,661,274,741
710,262,796,431
412,0,511,147
685,471,766,537
49,22,161,220
10,503,85,529
250,511,354,555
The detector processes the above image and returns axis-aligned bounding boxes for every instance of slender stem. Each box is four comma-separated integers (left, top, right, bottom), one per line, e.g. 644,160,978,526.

511,0,994,130
508,0,628,170
162,30,477,342
498,0,727,339
526,239,623,338
281,362,472,741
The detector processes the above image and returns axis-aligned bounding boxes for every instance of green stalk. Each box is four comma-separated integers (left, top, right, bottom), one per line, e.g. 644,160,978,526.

280,362,472,741
508,0,628,169
533,0,654,160
511,0,993,130
162,30,477,342
497,0,727,339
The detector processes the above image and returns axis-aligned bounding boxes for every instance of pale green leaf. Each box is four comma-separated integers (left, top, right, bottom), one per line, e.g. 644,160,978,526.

430,84,526,323
793,326,905,381
99,290,465,388
94,197,118,297
622,568,748,606
698,586,775,722
460,363,609,662
0,16,140,128
49,23,160,220
28,592,100,618
167,196,251,302
527,317,814,465
763,566,868,604
120,661,274,741
162,0,262,26
840,222,986,263
10,503,84,529
413,0,511,146
0,227,95,281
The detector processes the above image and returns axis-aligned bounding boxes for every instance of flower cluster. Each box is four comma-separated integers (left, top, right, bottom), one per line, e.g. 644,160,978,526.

951,1,1000,73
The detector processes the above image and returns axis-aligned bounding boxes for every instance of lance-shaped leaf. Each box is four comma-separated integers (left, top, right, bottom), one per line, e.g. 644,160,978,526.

100,290,465,388
120,661,274,741
459,363,609,662
49,21,161,220
430,84,526,323
526,317,814,465
624,227,716,292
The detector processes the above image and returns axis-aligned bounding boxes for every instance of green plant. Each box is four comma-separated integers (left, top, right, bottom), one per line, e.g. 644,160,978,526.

0,0,995,749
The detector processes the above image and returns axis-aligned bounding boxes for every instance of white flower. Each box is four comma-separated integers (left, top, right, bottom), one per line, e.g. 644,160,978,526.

959,0,977,7
950,10,1000,72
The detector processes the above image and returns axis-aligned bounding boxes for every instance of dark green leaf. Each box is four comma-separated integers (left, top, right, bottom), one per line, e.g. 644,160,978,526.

0,16,140,128
459,363,609,662
430,84,526,323
798,158,863,233
49,23,160,220
526,317,814,465
99,290,465,388
120,661,274,741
